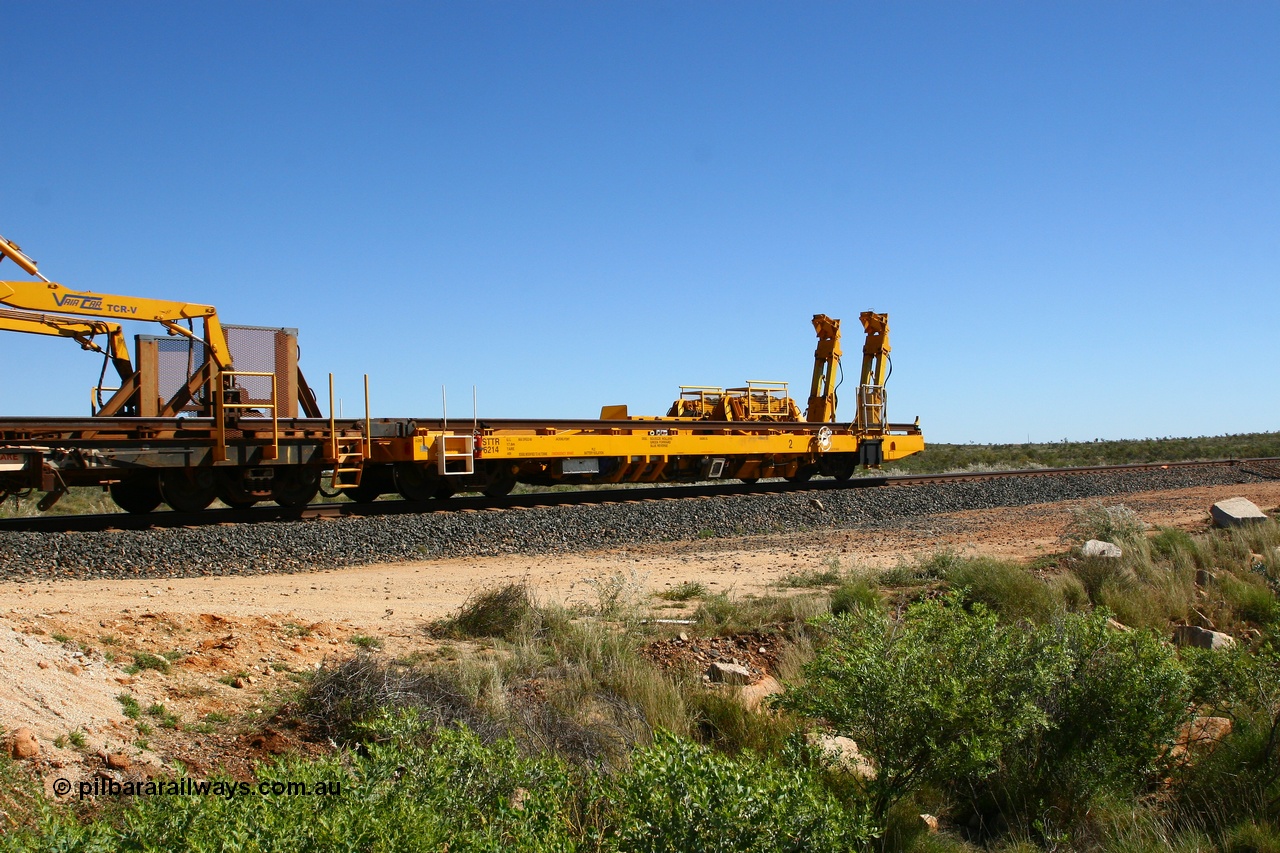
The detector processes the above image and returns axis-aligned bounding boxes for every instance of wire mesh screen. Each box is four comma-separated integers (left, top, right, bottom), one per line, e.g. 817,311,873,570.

140,325,299,417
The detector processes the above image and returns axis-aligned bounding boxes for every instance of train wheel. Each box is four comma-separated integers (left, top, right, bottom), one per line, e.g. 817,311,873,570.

739,477,759,485
110,473,162,514
347,481,383,503
345,465,391,503
393,463,436,502
785,469,814,483
273,467,320,508
434,481,457,499
159,469,217,513
482,477,516,498
215,468,260,509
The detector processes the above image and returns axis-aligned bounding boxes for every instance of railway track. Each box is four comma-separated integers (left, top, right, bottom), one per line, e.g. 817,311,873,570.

2,457,1275,535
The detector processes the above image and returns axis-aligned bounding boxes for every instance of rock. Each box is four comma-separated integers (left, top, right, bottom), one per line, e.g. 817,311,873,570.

7,727,39,759
809,498,825,512
509,787,529,810
1105,618,1131,632
105,752,131,770
808,734,876,779
1211,497,1268,528
920,814,939,833
1181,716,1233,747
1195,568,1217,587
1082,539,1122,558
1170,716,1234,761
677,632,689,642
706,661,752,685
737,675,784,711
1173,625,1236,650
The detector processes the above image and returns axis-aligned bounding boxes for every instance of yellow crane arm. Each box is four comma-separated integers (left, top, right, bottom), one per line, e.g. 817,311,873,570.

806,313,842,423
855,311,891,432
858,311,890,386
0,307,133,380
0,235,231,370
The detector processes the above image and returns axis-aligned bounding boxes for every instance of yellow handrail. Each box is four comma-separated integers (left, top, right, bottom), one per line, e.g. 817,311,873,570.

215,371,279,462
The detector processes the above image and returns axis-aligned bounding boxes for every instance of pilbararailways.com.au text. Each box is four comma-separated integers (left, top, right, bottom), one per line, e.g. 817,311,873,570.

57,777,342,801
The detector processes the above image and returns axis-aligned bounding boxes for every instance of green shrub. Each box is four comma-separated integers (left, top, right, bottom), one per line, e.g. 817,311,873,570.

685,690,800,755
432,582,538,641
1220,573,1278,625
1151,528,1197,561
1173,647,1280,830
1174,717,1280,830
778,595,1065,823
127,652,170,674
1225,820,1280,853
830,579,879,617
877,550,961,587
943,557,1062,623
1071,554,1134,604
1065,502,1147,545
694,592,826,635
116,693,142,719
4,716,874,852
1096,575,1171,631
1052,572,1090,611
657,581,706,601
778,568,843,589
970,613,1189,835
614,732,875,852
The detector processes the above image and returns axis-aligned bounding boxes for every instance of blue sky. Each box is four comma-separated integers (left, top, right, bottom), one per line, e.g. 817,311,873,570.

1,2,1276,443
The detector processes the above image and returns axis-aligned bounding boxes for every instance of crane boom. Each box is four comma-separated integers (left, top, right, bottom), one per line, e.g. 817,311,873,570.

0,307,133,380
0,233,238,418
855,311,890,432
806,313,842,422
0,234,232,370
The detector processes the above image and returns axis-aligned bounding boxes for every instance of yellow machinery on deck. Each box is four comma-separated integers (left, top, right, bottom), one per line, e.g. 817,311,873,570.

373,310,922,498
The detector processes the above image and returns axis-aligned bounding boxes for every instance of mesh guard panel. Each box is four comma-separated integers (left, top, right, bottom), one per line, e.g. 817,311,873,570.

139,325,301,417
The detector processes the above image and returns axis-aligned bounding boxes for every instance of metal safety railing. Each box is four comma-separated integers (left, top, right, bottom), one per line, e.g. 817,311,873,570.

737,380,793,418
90,385,120,416
326,373,369,489
436,434,475,475
213,371,279,462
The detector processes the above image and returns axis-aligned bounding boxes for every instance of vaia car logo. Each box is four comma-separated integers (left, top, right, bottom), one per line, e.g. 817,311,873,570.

52,293,137,314
53,293,103,310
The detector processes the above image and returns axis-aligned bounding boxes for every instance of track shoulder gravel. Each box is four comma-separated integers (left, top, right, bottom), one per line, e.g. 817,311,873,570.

0,466,1265,581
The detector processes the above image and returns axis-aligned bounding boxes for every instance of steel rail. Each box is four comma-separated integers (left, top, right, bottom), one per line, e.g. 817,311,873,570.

1,457,1275,534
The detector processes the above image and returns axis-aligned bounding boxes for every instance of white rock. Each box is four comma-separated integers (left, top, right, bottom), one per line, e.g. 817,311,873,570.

1173,625,1236,651
1082,539,1122,558
1211,497,1268,528
736,675,783,711
706,661,752,686
808,733,876,779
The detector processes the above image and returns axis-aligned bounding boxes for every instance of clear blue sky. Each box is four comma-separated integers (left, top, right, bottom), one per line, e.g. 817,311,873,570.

2,2,1276,443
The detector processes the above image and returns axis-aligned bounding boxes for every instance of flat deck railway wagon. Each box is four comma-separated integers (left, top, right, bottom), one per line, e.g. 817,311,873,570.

0,234,924,514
